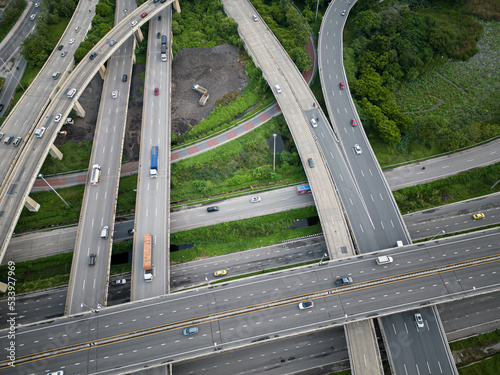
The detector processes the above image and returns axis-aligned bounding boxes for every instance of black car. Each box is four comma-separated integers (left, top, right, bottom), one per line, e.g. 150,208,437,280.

57,44,63,51
335,277,353,286
0,104,4,112
122,74,127,82
89,253,96,266
158,15,161,21
89,52,97,60
157,32,161,39
207,206,219,212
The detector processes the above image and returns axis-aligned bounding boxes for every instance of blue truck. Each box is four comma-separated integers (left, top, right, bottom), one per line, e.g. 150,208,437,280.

150,146,158,177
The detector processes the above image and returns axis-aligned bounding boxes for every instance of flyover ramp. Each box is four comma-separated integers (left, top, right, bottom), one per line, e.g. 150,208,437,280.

65,0,137,315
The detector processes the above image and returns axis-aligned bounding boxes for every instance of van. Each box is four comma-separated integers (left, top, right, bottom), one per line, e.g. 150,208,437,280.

35,127,46,138
376,256,393,265
101,226,109,239
90,164,101,185
52,71,60,80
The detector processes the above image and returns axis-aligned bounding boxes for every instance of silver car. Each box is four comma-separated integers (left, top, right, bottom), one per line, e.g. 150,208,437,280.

353,144,362,155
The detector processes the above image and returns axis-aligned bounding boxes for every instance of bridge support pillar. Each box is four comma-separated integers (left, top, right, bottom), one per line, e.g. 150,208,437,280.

49,144,63,160
98,64,106,79
134,28,144,43
25,196,40,212
73,100,86,118
173,0,181,13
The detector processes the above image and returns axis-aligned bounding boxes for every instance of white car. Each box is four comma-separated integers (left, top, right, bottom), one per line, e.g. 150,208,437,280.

414,313,424,328
67,88,77,98
250,196,261,203
35,2,40,7
131,20,138,27
69,38,75,44
341,10,346,16
275,84,282,94
253,14,258,22
298,301,314,310
54,114,62,122
35,127,46,138
353,144,362,155
112,90,118,99
310,118,317,127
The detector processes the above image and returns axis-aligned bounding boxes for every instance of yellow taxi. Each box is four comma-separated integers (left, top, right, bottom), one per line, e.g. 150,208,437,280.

472,213,485,220
213,270,227,277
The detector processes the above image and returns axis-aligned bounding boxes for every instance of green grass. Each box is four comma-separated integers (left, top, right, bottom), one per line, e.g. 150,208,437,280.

394,162,500,213
171,206,320,263
450,329,500,351
40,141,93,175
458,355,500,375
171,115,306,202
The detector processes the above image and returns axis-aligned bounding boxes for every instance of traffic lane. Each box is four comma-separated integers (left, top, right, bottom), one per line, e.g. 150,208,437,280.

174,327,349,375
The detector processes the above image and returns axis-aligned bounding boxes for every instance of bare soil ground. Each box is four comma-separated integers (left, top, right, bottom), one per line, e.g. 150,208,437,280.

60,44,248,162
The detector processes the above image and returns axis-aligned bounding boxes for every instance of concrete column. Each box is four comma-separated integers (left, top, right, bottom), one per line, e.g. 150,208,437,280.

173,0,181,13
73,100,86,117
134,28,144,43
49,144,63,160
99,64,106,79
25,196,40,212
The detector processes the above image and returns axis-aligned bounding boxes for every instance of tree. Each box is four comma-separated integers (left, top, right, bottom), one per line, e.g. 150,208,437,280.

354,10,382,35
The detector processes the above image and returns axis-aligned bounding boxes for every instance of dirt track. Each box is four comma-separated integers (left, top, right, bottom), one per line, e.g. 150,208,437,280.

60,44,248,162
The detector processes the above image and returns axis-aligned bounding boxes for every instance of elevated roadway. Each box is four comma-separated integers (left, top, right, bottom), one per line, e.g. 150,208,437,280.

2,230,499,374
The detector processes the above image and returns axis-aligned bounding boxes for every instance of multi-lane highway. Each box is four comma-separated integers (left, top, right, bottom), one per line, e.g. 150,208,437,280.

2,230,499,374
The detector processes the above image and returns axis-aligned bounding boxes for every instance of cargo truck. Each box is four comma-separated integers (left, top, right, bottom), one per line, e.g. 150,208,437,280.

143,234,153,282
150,146,158,177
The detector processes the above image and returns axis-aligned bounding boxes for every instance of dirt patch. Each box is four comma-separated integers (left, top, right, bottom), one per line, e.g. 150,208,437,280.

171,44,248,135
61,44,248,162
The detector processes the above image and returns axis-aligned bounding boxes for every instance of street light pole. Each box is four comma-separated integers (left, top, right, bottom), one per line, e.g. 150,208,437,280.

431,229,445,241
38,174,70,207
319,252,328,265
273,134,277,171
0,57,25,92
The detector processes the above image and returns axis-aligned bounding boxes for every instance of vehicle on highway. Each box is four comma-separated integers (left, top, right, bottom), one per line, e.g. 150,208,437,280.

54,114,62,122
353,144,362,155
61,50,67,57
472,213,485,220
47,371,64,375
414,312,424,328
67,88,77,98
0,104,3,111
253,14,258,22
141,12,148,18
341,10,346,16
339,82,345,90
90,164,101,185
52,71,60,80
351,118,357,127
160,0,167,3
154,87,159,96
207,206,219,212
109,39,116,46
122,74,127,82
57,44,64,51
113,279,127,285
89,52,97,60
34,127,46,138
183,326,198,336
308,158,314,168
131,20,138,27
298,301,314,310
75,26,81,32
13,137,22,147
158,15,161,21
30,14,36,21
275,84,281,93
213,270,227,277
0,133,4,141
35,2,40,7
69,38,75,44
101,226,109,239
112,90,118,99
376,255,393,265
250,196,261,203
157,32,161,39
3,135,14,145
335,277,353,286
89,253,96,266
150,146,159,177
143,234,154,282
310,118,317,127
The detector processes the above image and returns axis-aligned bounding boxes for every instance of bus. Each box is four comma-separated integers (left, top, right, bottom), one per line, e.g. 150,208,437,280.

296,184,311,194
